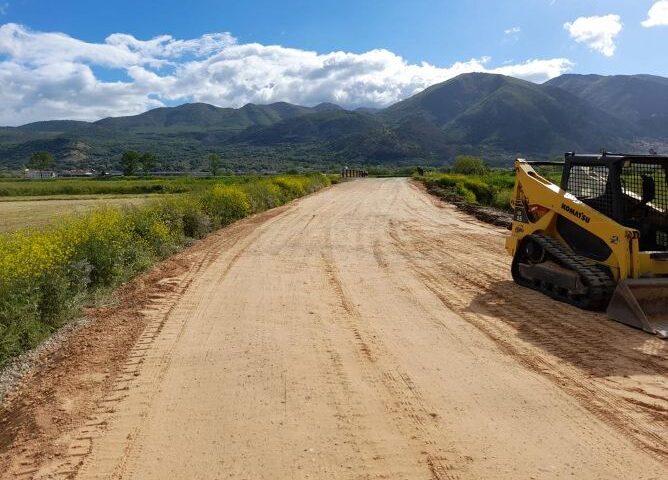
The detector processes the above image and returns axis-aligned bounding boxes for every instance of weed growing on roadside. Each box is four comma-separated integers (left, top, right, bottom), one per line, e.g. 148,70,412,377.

417,171,515,211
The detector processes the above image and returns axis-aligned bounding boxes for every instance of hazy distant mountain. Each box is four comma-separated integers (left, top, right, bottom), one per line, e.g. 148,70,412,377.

94,102,313,132
16,120,93,133
1,72,666,172
312,102,345,112
545,74,668,138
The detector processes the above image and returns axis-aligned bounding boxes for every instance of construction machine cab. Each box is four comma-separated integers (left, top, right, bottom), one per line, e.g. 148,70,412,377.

560,153,668,252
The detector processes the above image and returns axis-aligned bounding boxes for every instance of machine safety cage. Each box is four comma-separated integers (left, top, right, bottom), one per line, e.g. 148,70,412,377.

560,153,668,252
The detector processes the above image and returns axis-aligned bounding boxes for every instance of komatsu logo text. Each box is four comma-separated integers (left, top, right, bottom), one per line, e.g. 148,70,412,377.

561,203,591,223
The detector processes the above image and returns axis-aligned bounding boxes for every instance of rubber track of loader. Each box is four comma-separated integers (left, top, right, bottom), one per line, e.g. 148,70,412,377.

515,233,616,311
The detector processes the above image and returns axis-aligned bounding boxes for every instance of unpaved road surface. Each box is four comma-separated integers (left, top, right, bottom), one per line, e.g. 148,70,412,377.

1,178,667,479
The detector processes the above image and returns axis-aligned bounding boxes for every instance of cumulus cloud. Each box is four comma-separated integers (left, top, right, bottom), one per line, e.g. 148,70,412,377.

0,23,235,68
491,58,572,82
564,14,622,57
642,1,668,27
504,27,521,35
0,23,574,125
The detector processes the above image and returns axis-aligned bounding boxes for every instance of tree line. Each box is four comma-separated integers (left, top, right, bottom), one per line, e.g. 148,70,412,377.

121,151,223,176
24,150,225,177
119,151,157,176
23,150,484,178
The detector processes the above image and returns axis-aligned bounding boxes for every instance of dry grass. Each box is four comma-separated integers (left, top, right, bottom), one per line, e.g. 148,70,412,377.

0,195,154,232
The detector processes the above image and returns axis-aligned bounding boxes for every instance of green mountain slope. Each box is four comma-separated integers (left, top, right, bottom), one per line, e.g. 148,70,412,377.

231,110,382,145
546,74,668,137
382,72,509,125
383,73,636,155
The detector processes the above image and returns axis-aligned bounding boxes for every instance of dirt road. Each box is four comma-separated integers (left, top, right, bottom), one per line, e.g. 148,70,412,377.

2,178,667,479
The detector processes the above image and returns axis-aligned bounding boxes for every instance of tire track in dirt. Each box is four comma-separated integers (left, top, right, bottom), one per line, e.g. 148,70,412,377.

321,249,463,480
74,215,285,480
389,217,668,463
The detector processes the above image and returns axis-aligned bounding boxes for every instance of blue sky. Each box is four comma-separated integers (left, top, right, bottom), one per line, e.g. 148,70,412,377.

0,0,667,124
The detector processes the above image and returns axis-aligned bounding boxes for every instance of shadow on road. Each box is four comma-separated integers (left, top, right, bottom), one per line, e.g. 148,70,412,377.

466,280,667,379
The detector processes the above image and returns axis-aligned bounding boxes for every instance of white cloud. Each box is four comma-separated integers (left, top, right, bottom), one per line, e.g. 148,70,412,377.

0,23,235,69
0,23,574,125
564,14,622,57
503,26,521,44
491,58,573,83
642,1,668,27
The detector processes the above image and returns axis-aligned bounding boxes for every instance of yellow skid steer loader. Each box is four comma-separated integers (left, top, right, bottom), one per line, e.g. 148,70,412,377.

506,153,668,337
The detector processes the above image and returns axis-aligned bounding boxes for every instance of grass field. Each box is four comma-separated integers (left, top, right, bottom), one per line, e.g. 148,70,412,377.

0,176,269,233
0,195,156,232
0,176,248,197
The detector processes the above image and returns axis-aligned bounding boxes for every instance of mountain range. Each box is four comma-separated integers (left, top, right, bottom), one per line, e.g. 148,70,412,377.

1,73,666,172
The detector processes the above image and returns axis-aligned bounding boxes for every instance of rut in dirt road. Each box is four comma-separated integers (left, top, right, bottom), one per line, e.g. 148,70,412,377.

2,178,667,480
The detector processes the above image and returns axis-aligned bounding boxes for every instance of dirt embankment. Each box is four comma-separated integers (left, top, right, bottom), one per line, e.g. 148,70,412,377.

1,178,666,480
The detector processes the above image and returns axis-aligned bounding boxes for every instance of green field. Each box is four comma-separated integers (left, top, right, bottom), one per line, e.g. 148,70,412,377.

0,176,276,232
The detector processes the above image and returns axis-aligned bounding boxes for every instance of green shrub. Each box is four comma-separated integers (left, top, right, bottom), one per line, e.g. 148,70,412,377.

243,181,283,212
201,185,252,227
452,156,488,175
423,169,515,209
456,184,477,203
492,189,513,211
461,178,494,204
431,175,458,189
172,197,213,239
273,176,308,198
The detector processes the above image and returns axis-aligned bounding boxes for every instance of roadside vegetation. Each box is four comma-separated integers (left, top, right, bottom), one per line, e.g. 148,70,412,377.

417,156,562,211
0,174,333,366
0,176,272,197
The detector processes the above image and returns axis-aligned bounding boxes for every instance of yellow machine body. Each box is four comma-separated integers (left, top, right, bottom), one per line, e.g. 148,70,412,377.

506,158,668,337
